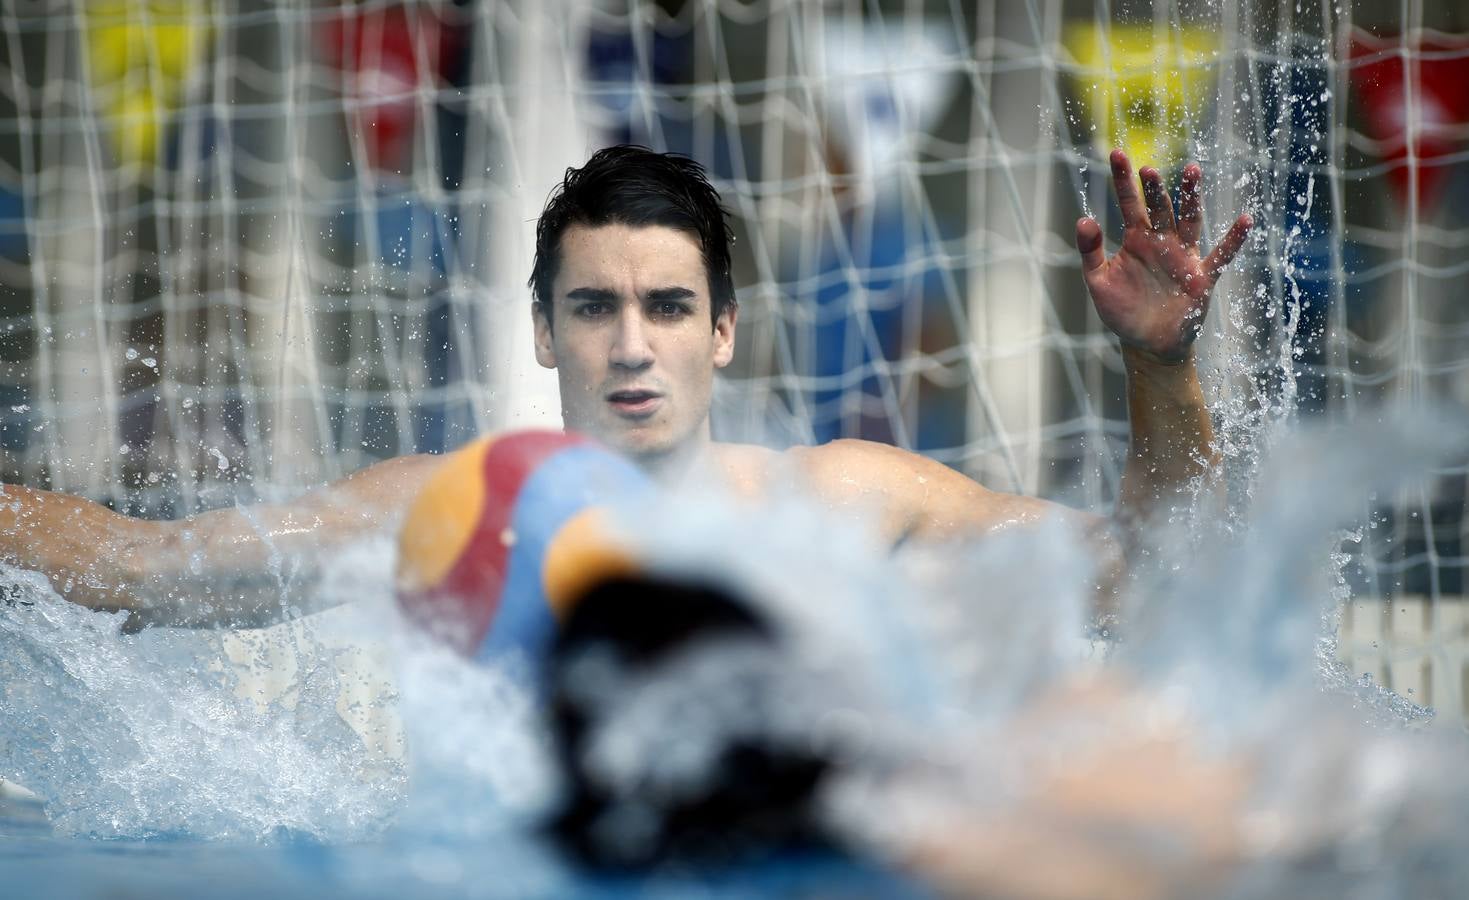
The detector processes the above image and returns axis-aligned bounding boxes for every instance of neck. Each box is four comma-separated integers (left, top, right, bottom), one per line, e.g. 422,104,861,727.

627,430,713,483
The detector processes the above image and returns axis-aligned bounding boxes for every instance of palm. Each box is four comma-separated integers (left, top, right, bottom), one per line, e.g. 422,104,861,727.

1077,151,1252,363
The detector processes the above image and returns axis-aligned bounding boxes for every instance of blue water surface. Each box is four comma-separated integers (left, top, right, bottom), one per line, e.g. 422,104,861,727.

2,796,925,900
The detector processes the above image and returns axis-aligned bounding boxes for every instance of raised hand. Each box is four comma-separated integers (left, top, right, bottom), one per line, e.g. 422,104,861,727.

1076,149,1253,363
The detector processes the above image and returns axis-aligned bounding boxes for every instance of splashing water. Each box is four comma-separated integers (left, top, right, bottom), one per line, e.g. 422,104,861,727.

1,411,1468,895
0,544,405,841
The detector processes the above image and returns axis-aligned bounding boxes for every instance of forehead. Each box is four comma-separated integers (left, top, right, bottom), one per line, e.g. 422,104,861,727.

555,223,707,293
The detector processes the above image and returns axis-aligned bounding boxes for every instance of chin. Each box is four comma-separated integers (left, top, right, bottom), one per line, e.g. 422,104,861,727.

595,423,675,460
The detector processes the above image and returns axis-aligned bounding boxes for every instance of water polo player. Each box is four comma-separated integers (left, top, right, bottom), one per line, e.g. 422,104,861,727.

0,145,1248,630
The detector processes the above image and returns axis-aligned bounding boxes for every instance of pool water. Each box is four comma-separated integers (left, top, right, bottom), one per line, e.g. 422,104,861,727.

3,414,1469,898
0,804,923,900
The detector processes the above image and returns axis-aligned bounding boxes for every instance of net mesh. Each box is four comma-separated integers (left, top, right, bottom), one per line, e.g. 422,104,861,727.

0,0,1464,617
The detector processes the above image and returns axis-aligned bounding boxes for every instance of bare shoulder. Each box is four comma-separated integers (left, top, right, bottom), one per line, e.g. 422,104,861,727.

704,442,785,499
784,438,987,499
338,451,447,487
706,438,1103,542
788,439,1101,541
704,440,916,497
303,452,449,520
787,438,954,478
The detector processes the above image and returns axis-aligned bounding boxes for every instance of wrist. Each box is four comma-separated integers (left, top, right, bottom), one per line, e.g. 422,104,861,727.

1121,343,1195,369
1122,344,1205,409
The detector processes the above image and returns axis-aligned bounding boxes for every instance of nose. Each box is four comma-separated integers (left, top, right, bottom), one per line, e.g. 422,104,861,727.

608,305,654,371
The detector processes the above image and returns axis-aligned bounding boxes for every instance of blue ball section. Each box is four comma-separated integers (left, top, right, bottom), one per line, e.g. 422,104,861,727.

476,443,649,666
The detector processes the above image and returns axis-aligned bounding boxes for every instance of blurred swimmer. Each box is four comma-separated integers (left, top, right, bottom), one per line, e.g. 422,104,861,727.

546,575,1254,900
389,432,1469,900
392,429,1254,900
384,425,1245,892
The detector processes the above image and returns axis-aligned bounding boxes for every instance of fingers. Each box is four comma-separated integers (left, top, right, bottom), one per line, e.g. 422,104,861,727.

1140,167,1177,234
1109,149,1150,230
1100,153,1254,289
1177,163,1203,248
1075,217,1106,273
1202,213,1254,281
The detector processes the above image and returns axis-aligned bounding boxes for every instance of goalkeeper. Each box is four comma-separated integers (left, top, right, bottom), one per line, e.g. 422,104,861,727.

0,145,1250,627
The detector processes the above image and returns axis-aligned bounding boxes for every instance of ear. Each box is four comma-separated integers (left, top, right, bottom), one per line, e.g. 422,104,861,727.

712,303,737,369
533,303,557,369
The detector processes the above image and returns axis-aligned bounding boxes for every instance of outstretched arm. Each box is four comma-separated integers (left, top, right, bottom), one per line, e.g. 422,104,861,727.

0,453,445,628
785,152,1250,610
1076,150,1252,529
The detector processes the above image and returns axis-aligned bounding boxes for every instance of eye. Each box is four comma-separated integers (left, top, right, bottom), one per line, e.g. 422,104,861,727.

651,300,691,319
574,301,611,319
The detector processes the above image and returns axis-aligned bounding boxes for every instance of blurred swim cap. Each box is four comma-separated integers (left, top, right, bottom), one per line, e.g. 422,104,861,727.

547,574,839,869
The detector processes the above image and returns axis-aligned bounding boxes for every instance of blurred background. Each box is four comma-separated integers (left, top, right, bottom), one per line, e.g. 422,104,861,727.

0,1,1465,712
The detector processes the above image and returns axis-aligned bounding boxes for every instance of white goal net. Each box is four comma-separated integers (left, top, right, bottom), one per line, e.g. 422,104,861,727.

0,0,1464,614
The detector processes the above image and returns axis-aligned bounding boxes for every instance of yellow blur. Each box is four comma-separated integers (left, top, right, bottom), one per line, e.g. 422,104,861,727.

1063,23,1219,170
85,1,209,171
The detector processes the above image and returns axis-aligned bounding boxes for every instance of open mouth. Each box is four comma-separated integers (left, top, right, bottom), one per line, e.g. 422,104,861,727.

606,389,663,418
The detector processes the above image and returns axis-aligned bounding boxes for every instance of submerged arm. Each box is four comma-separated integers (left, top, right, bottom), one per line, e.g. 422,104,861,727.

0,484,167,616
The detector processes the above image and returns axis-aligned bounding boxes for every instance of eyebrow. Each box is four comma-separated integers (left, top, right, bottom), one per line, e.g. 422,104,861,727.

646,286,696,302
565,287,617,303
563,286,697,302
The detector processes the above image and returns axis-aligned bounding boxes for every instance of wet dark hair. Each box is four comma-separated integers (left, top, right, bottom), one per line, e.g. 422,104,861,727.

529,145,737,330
